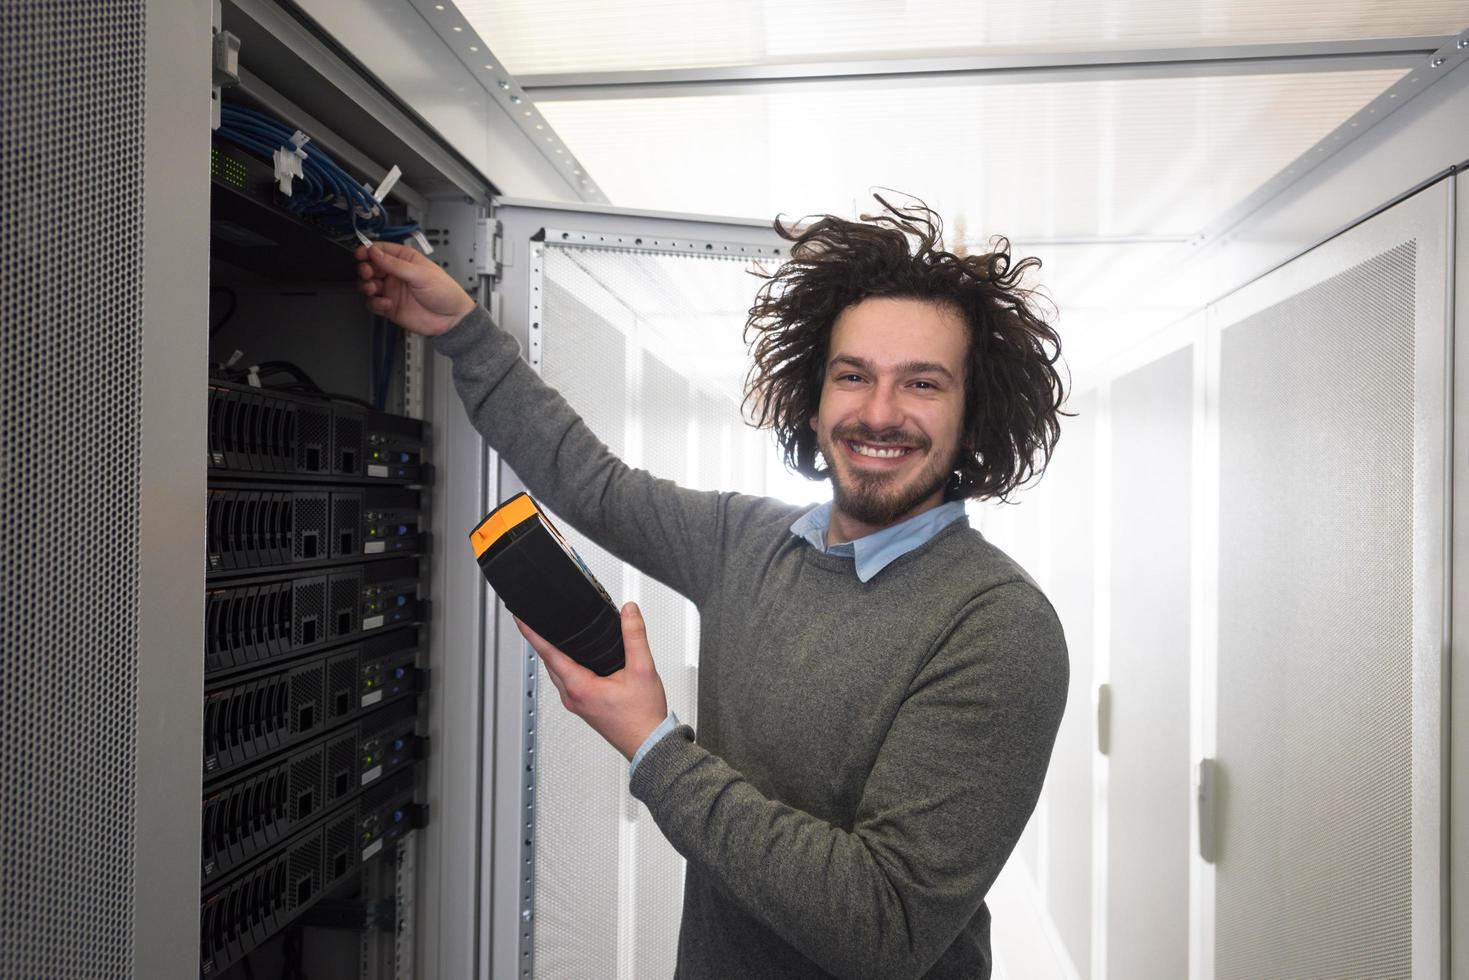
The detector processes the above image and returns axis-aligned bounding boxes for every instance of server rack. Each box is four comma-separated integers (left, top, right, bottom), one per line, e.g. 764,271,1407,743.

202,364,431,975
198,5,484,970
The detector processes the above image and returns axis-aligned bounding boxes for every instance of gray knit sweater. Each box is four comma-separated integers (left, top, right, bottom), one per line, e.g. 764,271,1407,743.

435,307,1069,980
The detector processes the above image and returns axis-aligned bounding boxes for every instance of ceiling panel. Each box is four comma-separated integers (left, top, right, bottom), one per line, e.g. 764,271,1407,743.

535,69,1404,235
459,0,1461,75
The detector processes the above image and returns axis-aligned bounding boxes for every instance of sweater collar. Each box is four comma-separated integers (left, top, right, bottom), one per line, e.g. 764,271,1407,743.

789,500,969,582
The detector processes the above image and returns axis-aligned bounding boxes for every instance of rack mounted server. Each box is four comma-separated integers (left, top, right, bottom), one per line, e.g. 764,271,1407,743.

202,374,432,975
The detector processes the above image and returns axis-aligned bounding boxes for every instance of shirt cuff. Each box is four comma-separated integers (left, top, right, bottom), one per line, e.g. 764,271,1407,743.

629,711,680,778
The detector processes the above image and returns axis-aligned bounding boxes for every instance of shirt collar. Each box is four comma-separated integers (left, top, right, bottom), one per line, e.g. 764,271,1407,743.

789,499,969,582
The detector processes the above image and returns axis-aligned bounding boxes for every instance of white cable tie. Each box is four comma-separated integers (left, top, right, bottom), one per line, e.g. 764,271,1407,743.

273,146,304,196
225,349,244,368
246,364,262,388
410,230,435,256
273,132,310,197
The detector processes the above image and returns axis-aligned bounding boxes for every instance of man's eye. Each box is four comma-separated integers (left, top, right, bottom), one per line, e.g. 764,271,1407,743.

838,373,864,383
910,380,937,390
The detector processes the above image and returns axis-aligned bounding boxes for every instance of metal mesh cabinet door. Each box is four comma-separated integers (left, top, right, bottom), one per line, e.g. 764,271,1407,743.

1210,181,1448,980
1107,346,1194,980
534,258,631,980
0,1,169,976
530,243,769,979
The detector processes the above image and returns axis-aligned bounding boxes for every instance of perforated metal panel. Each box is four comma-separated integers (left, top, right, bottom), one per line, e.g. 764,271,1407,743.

531,243,764,978
1215,240,1423,979
0,2,146,976
535,265,628,980
1042,389,1097,977
635,351,697,980
1107,346,1193,980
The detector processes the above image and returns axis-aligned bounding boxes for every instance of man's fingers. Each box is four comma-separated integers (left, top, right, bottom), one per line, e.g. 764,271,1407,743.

515,616,595,698
620,602,655,673
365,243,433,289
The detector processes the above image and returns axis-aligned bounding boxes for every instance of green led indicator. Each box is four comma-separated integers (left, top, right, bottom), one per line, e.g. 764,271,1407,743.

210,148,248,188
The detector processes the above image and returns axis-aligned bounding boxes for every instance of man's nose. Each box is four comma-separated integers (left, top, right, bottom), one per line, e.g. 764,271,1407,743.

858,384,903,432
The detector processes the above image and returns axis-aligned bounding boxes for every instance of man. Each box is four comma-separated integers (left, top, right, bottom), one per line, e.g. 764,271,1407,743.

355,197,1069,979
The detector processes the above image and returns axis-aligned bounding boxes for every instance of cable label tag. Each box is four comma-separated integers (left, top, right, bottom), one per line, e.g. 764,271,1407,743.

371,164,402,205
410,230,435,256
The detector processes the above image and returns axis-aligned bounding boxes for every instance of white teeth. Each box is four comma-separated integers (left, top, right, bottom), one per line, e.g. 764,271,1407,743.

850,442,910,459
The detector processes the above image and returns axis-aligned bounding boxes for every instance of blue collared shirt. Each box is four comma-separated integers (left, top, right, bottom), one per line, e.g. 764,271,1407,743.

629,499,969,778
788,499,969,582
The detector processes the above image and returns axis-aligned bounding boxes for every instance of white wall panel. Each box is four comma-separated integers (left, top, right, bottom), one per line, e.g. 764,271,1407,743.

1042,389,1098,978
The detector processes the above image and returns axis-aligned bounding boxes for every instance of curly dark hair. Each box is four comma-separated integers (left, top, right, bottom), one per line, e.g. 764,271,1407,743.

743,194,1069,503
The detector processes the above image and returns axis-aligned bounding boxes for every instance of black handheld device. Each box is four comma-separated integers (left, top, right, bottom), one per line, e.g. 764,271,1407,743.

468,492,624,675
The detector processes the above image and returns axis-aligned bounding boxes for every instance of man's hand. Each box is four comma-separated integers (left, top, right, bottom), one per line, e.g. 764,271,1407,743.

516,602,669,761
354,240,477,337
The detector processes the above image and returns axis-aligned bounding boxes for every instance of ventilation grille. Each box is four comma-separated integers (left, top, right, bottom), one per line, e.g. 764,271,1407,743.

292,579,326,648
296,404,330,473
331,491,362,558
292,494,328,561
0,2,146,975
1215,243,1417,979
535,267,627,978
333,412,364,475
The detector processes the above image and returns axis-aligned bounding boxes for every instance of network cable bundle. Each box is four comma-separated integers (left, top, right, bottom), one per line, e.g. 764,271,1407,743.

470,493,626,676
213,101,428,252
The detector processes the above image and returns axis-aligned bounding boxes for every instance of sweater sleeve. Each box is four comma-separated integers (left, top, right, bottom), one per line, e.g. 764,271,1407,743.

628,581,1069,980
432,305,727,606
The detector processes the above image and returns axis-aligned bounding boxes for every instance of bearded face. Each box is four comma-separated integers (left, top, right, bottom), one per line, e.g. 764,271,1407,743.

809,297,968,541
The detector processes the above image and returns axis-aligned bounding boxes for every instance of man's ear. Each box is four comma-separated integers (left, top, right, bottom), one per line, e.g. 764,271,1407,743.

809,414,818,433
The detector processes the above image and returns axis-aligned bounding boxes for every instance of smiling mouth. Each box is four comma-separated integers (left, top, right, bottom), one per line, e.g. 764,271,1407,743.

846,440,916,460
